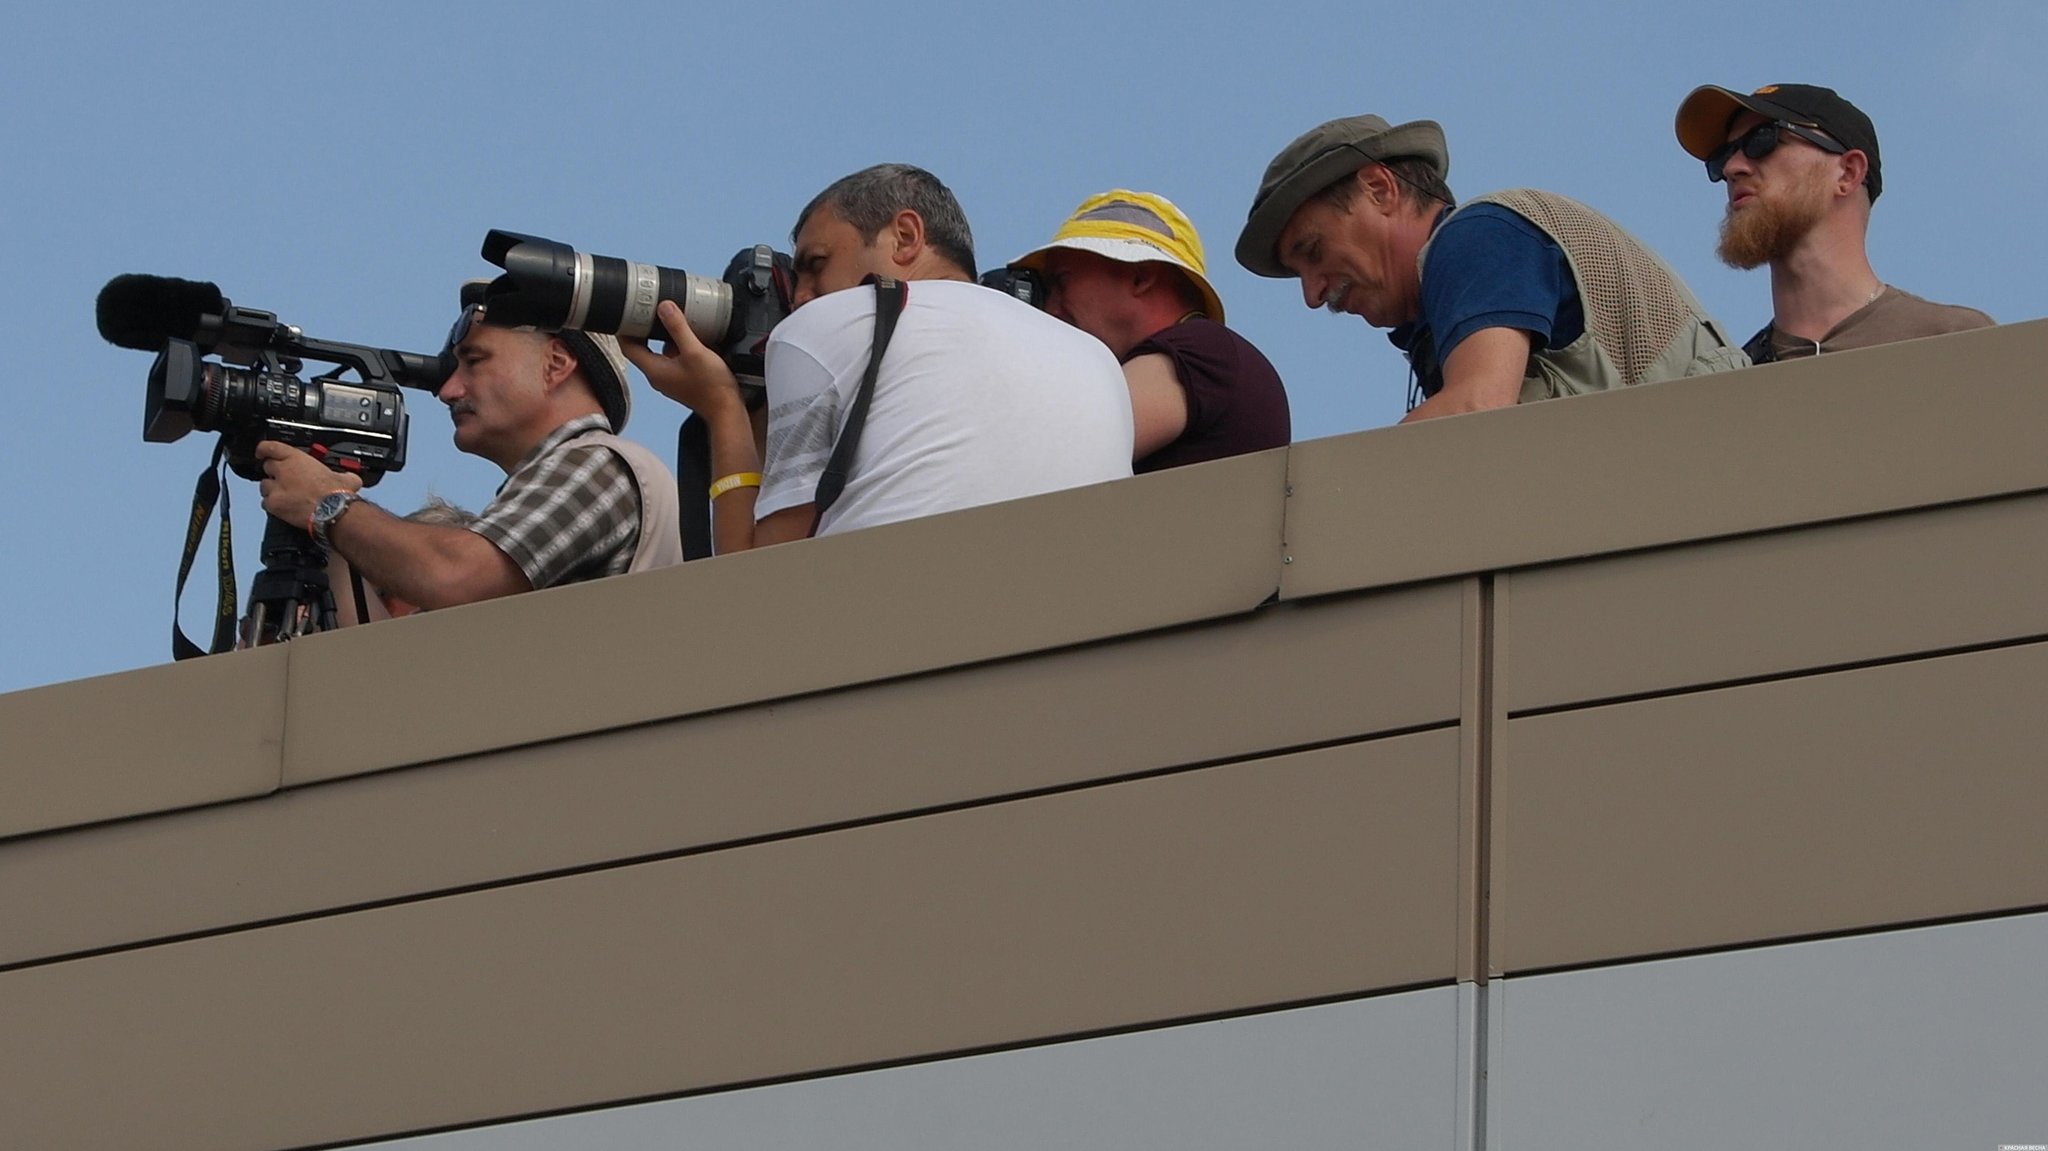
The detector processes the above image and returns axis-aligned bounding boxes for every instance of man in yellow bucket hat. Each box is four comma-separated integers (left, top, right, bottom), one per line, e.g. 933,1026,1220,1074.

1010,190,1289,471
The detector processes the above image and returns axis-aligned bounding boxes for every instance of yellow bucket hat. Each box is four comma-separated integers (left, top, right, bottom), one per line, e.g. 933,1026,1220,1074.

1010,189,1226,323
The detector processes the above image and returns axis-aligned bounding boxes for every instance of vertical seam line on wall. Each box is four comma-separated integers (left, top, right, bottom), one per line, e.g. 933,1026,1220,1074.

1454,573,1498,1151
1275,447,1297,599
1474,573,1497,1151
1477,572,1496,983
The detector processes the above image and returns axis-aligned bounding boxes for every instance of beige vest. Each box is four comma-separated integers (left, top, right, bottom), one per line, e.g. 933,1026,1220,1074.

1418,189,1748,402
569,428,685,573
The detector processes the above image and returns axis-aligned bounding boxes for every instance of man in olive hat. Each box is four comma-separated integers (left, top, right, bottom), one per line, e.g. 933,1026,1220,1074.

1675,83,1992,362
1010,189,1290,471
1236,114,1747,422
258,295,682,611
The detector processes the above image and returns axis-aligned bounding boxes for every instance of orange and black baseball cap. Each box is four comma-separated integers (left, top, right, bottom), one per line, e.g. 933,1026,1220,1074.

1675,83,1882,202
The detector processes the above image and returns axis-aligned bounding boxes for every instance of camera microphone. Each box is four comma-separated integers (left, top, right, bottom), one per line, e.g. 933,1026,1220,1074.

95,274,228,351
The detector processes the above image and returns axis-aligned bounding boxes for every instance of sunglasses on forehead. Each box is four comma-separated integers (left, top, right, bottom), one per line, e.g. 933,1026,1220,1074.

1706,119,1848,182
421,303,490,394
444,301,487,352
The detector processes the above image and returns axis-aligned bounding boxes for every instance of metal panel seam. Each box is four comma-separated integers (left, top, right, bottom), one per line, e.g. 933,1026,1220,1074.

0,720,1464,977
1504,629,2048,721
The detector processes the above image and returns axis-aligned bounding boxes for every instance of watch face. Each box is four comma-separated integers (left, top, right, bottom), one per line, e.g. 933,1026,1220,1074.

313,492,357,544
315,492,353,523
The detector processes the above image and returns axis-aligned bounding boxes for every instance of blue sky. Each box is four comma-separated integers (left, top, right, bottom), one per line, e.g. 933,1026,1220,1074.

4,0,2042,695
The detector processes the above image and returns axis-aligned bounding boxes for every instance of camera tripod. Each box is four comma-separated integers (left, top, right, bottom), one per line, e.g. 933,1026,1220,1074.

239,513,339,645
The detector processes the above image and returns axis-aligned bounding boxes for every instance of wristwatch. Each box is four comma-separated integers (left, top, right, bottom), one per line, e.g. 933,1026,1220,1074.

309,490,362,548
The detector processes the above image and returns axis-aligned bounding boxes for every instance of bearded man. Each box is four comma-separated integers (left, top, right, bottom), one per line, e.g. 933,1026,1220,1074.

1676,83,1992,363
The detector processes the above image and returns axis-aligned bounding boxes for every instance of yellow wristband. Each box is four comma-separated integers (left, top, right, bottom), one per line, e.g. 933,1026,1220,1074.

708,471,764,500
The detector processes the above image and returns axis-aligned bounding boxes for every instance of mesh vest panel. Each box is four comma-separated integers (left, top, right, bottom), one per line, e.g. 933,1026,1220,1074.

1464,189,1704,388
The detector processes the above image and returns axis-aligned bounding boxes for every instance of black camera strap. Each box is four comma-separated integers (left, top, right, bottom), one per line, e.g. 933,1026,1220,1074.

1744,323,1779,365
348,565,372,629
810,277,908,532
172,440,240,660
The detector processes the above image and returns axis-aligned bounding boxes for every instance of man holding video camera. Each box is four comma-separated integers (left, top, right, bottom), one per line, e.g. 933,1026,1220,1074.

258,312,682,610
624,163,1134,552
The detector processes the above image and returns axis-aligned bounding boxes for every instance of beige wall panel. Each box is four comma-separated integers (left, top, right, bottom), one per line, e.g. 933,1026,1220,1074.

0,733,1461,1151
0,645,286,840
1494,641,2048,975
281,449,1287,784
1502,492,2048,712
0,584,1464,967
1280,320,2048,601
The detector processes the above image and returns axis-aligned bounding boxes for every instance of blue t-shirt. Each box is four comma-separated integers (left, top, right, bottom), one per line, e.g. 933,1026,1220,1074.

1389,204,1584,398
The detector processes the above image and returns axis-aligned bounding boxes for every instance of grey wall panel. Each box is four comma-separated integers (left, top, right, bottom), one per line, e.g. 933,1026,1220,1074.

1501,492,2048,713
1280,319,2048,601
0,732,1461,1151
0,585,1464,968
0,644,286,840
356,990,1461,1151
1495,641,2048,974
1491,911,2048,1151
281,449,1288,785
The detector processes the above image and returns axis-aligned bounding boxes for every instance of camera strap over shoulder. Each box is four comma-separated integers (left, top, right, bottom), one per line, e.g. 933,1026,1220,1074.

810,276,908,533
172,440,240,660
1744,322,1779,365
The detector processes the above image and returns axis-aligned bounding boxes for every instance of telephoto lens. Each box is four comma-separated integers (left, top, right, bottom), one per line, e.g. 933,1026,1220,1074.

479,230,732,343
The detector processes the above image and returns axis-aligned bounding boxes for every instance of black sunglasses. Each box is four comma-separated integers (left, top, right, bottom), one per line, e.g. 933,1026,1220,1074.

1706,120,1847,182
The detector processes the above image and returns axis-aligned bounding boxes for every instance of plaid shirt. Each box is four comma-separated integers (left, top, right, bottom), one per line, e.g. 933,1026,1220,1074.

469,415,641,589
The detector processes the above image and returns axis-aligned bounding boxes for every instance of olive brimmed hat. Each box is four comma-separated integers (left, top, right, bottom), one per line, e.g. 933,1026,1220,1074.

1234,114,1449,278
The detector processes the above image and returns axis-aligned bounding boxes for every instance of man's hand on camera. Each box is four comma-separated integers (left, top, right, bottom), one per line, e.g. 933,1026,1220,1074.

257,441,364,533
620,300,745,416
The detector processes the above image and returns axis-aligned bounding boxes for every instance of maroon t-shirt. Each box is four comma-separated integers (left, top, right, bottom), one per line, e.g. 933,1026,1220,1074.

1124,318,1291,473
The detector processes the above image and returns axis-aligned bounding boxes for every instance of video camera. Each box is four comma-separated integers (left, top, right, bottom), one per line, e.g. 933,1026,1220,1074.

95,274,450,485
97,274,455,655
475,229,793,398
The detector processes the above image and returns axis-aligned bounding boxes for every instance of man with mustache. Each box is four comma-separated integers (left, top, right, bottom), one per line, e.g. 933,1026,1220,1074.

1236,114,1747,422
257,306,682,612
1675,83,1993,363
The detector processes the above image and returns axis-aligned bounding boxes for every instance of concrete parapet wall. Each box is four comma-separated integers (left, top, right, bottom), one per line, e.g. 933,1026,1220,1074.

3,322,2045,1150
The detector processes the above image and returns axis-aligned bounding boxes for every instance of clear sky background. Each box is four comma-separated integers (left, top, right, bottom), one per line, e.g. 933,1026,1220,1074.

1,0,2041,694
3,4,2045,1147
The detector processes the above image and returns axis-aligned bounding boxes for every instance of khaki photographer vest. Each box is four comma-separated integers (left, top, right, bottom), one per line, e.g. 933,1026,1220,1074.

569,428,685,573
1418,189,1748,401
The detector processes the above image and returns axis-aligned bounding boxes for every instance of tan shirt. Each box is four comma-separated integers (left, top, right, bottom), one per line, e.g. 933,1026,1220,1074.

1760,286,1994,361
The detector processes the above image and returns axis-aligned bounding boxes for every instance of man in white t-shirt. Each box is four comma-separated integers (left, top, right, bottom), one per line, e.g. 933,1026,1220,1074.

623,163,1134,550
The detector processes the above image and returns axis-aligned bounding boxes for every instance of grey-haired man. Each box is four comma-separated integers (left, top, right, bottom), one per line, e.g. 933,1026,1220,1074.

626,163,1132,552
259,310,681,611
1236,114,1747,422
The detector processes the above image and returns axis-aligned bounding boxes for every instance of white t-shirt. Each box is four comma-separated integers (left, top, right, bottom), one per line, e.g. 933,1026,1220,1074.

757,279,1135,536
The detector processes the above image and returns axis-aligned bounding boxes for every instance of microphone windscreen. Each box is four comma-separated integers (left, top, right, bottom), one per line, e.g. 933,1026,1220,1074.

95,274,226,351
